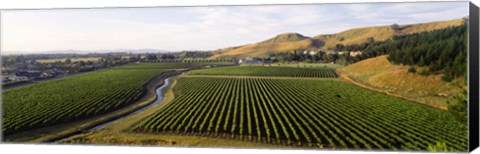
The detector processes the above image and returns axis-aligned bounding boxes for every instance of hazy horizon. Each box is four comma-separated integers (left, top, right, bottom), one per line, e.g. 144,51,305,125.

1,2,469,54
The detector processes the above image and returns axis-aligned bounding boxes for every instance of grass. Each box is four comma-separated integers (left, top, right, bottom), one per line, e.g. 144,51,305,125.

338,55,464,110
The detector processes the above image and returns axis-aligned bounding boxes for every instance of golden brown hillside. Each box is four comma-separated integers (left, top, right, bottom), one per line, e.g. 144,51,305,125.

315,18,465,48
211,38,323,59
260,33,309,44
338,55,464,110
211,18,465,59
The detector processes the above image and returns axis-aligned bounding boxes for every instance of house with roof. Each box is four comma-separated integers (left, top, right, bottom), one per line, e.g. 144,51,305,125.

238,59,262,64
349,51,363,57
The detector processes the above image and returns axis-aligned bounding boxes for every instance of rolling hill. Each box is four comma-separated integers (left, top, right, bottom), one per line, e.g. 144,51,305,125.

337,55,464,110
210,33,322,59
210,18,465,59
260,32,309,43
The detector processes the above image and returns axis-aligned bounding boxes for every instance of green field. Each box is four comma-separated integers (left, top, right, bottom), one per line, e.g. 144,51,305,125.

36,57,101,63
134,77,467,150
118,62,235,69
188,66,338,78
2,69,171,135
263,63,345,69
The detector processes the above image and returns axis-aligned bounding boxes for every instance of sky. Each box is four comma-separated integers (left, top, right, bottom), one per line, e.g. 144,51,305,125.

1,1,469,54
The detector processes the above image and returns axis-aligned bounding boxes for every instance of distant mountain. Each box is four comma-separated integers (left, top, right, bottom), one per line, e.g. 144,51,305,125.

260,33,310,44
2,49,175,55
211,18,466,59
210,33,322,59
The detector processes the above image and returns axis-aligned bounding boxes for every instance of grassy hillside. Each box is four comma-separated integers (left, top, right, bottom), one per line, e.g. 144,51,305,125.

315,18,465,49
211,18,465,59
338,55,464,110
260,33,309,43
211,39,323,59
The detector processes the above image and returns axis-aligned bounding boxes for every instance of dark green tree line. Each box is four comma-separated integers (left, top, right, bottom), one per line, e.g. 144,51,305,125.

349,24,467,82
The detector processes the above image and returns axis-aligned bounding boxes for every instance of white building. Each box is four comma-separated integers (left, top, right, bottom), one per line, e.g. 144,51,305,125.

12,75,29,81
350,51,363,57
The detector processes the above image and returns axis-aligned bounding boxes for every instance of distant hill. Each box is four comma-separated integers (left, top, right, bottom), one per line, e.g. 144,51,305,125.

211,18,465,59
210,33,320,59
3,49,173,55
211,38,324,59
338,55,464,110
314,18,466,48
260,33,310,44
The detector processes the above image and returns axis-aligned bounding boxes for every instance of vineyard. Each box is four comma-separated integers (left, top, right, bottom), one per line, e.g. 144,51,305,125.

119,61,235,69
145,59,236,63
188,66,338,78
134,77,468,151
2,69,171,135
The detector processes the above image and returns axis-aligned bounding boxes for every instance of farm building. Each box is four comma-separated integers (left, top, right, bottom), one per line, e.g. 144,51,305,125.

238,59,262,64
1,76,11,83
303,50,319,56
12,75,29,81
15,70,42,78
349,51,363,57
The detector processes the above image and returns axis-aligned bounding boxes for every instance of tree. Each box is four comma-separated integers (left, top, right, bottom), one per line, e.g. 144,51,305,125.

335,44,345,51
78,60,86,66
366,37,375,44
322,54,337,63
65,58,72,64
407,67,416,73
390,23,401,31
374,24,467,82
146,54,157,61
418,56,426,67
86,61,94,65
447,88,467,122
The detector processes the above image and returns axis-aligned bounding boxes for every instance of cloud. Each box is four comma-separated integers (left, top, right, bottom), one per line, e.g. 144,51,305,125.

1,2,469,52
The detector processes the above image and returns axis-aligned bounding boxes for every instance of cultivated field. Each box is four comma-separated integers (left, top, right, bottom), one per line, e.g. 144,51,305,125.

241,62,345,69
134,76,467,150
188,66,338,78
36,57,101,63
118,61,234,69
2,60,468,151
2,69,171,135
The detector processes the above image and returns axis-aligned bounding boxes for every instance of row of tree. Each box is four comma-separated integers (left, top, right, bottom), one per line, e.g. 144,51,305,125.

346,24,467,82
387,24,467,81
